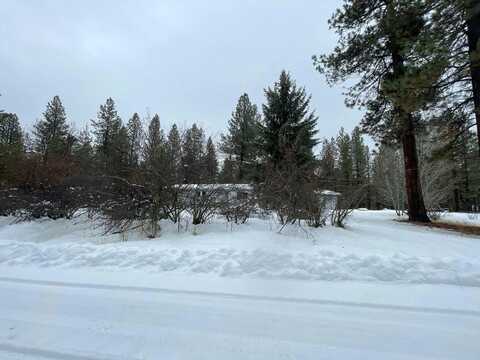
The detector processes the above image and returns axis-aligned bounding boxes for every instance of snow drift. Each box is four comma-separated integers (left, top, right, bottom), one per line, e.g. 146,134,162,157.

1,210,479,287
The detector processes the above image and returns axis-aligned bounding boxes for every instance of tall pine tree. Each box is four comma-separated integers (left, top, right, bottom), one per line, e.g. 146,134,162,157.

91,97,122,172
34,95,69,163
0,113,24,187
72,126,94,175
220,93,260,182
166,123,184,184
351,126,368,183
315,0,432,222
260,71,318,169
336,127,353,185
318,137,337,189
203,137,218,183
126,112,143,169
182,123,205,184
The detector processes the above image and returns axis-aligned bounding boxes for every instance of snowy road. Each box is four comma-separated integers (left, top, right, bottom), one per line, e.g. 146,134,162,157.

1,275,479,360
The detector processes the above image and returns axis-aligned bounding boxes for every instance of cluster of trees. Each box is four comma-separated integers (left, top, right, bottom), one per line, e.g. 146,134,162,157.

1,71,342,233
318,124,480,216
0,96,221,188
2,63,480,235
315,0,480,222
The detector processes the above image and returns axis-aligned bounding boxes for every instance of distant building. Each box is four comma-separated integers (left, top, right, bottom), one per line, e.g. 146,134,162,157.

180,184,340,209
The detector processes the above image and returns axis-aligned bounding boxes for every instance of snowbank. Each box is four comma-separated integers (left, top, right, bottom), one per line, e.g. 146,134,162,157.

1,211,480,287
437,211,480,226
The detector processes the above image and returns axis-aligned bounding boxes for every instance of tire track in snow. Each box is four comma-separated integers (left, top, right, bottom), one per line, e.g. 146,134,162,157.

0,343,138,360
1,276,479,318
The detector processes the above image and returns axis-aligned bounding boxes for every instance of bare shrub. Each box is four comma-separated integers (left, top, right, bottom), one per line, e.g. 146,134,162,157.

331,186,365,227
257,152,326,230
186,185,222,225
304,192,329,228
220,185,255,224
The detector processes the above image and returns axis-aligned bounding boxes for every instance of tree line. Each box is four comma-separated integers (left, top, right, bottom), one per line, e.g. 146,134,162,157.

1,71,345,233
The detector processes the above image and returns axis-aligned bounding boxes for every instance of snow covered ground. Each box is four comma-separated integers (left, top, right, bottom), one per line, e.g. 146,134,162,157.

1,210,479,286
0,210,479,359
437,211,480,226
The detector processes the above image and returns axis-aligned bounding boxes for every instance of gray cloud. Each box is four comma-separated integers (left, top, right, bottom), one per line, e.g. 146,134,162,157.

1,0,363,145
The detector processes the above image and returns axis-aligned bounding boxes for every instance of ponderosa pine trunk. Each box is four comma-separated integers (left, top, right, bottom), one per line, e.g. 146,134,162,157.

467,0,480,155
387,2,430,223
401,114,430,222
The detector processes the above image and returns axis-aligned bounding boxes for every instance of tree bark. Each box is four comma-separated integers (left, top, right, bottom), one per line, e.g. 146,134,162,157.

401,114,430,222
467,0,480,155
387,1,430,222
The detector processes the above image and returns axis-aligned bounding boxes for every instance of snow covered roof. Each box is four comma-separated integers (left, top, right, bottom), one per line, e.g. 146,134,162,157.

318,190,341,196
174,184,253,191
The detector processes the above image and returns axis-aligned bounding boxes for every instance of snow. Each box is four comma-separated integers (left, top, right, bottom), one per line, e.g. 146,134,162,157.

0,210,479,286
437,211,480,226
0,269,479,359
1,210,480,359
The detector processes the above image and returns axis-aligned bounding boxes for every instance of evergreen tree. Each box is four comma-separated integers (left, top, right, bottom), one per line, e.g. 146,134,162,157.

126,112,143,169
204,137,218,183
111,125,130,177
219,156,236,183
142,114,168,237
260,71,318,168
318,137,337,189
0,112,23,149
427,0,480,154
351,126,368,183
143,114,165,168
33,95,69,162
336,128,353,185
220,93,260,182
0,113,24,186
91,97,122,170
182,123,205,184
72,126,94,175
436,111,480,211
315,0,432,222
167,123,184,184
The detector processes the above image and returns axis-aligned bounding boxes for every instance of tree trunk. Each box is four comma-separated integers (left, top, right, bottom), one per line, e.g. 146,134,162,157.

401,115,430,222
467,0,480,155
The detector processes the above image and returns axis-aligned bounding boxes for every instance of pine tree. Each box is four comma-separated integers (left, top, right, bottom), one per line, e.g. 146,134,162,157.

182,123,205,184
220,93,260,182
143,114,165,168
318,137,337,189
126,112,143,169
351,127,368,183
166,124,183,184
142,114,168,237
435,111,480,211
219,156,236,183
91,97,122,170
204,137,218,183
315,0,431,222
34,95,69,162
0,113,24,186
72,126,94,175
0,113,23,149
336,127,353,185
260,71,318,169
427,0,480,154
111,125,130,177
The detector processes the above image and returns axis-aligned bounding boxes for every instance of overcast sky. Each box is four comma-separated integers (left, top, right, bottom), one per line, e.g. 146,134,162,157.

1,0,363,143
